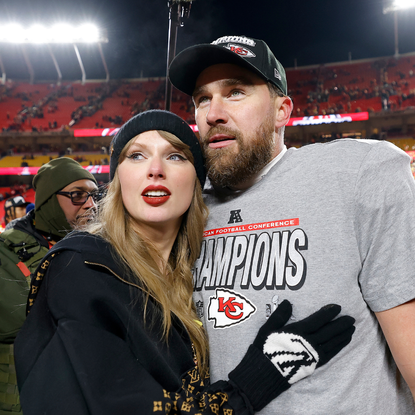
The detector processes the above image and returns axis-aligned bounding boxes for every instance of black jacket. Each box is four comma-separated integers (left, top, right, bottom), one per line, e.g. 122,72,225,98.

15,232,280,414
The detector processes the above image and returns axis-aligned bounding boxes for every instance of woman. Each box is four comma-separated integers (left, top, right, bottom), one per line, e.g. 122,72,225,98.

14,110,354,414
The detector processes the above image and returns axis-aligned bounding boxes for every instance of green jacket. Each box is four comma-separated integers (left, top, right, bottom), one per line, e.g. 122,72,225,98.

0,211,49,414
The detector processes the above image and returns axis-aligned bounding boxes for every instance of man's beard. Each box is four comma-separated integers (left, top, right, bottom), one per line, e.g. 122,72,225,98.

201,111,276,188
74,207,97,228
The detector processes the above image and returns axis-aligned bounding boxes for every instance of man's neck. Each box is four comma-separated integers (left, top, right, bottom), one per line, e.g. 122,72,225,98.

229,145,287,191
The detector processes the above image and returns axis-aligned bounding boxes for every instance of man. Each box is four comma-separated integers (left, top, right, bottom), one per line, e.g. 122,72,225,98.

4,196,30,227
169,36,415,413
0,157,98,414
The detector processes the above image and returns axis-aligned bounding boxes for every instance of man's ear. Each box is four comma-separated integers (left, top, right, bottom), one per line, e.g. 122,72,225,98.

275,96,293,128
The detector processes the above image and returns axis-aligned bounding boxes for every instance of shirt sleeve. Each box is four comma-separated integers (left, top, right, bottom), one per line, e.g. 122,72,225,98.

353,141,415,312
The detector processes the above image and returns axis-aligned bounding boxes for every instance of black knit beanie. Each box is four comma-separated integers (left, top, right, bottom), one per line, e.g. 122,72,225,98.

109,110,205,187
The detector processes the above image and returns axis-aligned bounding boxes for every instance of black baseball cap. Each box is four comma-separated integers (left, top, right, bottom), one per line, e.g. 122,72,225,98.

169,35,287,96
4,196,30,210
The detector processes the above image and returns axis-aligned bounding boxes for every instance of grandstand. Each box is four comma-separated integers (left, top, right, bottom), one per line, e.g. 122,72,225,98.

287,53,415,115
0,78,193,133
1,50,415,225
2,51,415,140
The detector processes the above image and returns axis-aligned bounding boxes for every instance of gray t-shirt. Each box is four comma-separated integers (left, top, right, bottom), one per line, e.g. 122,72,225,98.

193,139,415,414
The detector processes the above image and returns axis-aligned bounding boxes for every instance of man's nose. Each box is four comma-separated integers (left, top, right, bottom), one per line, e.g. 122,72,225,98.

83,194,96,209
206,98,228,126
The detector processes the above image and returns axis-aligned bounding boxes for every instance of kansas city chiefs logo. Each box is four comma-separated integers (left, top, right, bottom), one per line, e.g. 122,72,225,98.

224,43,256,58
208,288,256,329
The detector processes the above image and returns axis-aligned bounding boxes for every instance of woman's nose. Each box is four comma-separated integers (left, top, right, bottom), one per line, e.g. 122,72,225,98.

147,157,165,179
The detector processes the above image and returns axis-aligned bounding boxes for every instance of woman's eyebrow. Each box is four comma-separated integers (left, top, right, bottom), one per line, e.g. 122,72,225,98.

126,142,146,152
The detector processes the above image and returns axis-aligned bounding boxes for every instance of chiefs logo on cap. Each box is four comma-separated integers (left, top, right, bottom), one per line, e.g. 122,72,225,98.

208,288,256,329
224,43,256,58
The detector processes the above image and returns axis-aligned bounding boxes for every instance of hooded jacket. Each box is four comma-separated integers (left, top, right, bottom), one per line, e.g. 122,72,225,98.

0,211,50,414
0,158,97,414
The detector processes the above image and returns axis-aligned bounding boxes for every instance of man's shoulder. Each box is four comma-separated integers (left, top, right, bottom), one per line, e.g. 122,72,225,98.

293,139,407,160
1,221,36,245
0,213,49,274
283,139,409,173
1,213,41,246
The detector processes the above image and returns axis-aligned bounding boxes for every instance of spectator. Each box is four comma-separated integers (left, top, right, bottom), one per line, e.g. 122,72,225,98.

0,158,98,414
3,196,30,226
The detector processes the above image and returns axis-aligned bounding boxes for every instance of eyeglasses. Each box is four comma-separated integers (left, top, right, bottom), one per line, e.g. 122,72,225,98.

56,190,100,206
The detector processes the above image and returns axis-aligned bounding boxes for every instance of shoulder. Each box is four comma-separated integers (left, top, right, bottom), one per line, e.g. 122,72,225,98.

294,139,407,161
43,232,124,286
48,231,116,265
36,233,129,308
282,139,409,176
1,212,47,250
0,219,40,262
42,232,116,275
1,219,35,244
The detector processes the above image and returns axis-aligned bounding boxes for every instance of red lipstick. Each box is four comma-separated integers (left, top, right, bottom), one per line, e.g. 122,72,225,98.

141,185,171,206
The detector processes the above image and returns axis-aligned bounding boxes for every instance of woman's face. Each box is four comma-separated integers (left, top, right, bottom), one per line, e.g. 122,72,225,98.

117,130,196,236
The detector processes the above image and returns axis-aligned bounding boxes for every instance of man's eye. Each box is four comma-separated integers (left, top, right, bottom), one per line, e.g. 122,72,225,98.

230,90,243,97
127,152,144,161
197,96,209,105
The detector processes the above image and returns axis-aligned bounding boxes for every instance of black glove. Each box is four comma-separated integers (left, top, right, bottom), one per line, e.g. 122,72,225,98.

255,300,355,383
228,300,355,411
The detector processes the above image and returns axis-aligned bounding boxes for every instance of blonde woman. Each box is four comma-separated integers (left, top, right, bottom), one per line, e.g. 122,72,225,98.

14,110,354,414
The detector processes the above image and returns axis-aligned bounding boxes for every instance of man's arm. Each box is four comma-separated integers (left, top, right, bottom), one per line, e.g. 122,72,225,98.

376,299,415,399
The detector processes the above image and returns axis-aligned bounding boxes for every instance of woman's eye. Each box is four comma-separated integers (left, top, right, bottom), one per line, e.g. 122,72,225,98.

169,153,187,161
127,152,144,161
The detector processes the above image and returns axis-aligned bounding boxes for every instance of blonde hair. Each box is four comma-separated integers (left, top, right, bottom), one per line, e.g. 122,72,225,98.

86,130,209,376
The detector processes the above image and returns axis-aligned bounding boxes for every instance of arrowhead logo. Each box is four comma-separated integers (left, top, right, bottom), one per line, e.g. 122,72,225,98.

208,288,256,329
224,44,256,58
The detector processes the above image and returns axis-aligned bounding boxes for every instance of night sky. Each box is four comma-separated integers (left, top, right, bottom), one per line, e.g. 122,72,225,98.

1,0,415,81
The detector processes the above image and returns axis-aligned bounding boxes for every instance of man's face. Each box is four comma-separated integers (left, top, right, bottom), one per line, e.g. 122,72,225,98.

5,206,26,223
13,206,26,219
193,63,279,187
56,179,98,227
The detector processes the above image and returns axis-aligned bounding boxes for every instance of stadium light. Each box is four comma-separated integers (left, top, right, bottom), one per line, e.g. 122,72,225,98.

27,25,50,44
0,23,108,44
383,0,415,56
0,22,109,85
384,0,415,13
